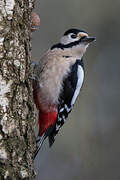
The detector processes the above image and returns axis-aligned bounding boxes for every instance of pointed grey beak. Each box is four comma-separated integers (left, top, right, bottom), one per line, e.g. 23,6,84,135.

81,36,96,43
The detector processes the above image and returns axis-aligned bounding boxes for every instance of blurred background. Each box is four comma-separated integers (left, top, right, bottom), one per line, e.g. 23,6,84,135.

32,0,120,179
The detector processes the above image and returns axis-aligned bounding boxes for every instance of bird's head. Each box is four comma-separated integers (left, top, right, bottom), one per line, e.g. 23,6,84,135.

51,28,96,58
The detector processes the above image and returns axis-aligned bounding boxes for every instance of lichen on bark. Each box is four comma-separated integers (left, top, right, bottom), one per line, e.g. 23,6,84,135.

0,0,36,179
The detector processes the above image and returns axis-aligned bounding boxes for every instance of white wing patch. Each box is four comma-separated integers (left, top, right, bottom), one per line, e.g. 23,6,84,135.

71,65,84,105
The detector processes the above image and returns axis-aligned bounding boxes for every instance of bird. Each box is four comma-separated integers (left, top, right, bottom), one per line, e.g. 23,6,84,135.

32,28,96,157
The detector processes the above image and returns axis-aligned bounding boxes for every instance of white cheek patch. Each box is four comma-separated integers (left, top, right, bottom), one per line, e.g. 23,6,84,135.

71,65,84,105
60,35,79,45
60,36,69,45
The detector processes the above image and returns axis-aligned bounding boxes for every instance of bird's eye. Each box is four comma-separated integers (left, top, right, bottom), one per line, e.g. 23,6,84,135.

71,34,77,39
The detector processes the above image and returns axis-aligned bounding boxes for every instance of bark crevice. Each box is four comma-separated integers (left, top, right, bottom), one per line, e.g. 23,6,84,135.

0,0,36,179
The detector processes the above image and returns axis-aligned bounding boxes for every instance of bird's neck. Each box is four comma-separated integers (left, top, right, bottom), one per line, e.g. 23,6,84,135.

62,48,85,59
51,45,86,59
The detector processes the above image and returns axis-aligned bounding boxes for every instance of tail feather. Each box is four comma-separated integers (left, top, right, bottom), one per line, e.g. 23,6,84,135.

34,134,46,159
34,124,57,158
48,135,55,147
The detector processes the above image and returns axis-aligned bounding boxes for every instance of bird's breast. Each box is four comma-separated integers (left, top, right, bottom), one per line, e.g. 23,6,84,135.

39,55,77,107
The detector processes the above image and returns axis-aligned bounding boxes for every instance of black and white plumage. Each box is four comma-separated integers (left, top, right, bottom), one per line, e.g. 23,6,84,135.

48,59,84,146
33,28,95,156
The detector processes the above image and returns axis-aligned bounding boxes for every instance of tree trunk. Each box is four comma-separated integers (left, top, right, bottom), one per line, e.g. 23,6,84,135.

0,0,36,179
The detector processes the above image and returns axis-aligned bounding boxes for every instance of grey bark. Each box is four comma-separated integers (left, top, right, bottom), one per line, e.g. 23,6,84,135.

0,0,36,179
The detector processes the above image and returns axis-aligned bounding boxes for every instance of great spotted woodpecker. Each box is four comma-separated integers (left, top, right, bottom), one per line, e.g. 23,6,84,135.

33,28,95,156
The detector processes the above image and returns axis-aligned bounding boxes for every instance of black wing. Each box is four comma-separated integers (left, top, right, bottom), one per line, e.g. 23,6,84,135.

48,59,84,146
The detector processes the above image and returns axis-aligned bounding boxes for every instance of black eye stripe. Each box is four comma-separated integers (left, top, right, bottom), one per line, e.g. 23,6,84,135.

51,34,88,50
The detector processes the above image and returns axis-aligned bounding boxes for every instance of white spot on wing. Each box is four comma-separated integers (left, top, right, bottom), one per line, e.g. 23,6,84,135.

64,104,72,113
62,115,66,122
56,124,61,131
59,107,64,113
71,65,84,105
